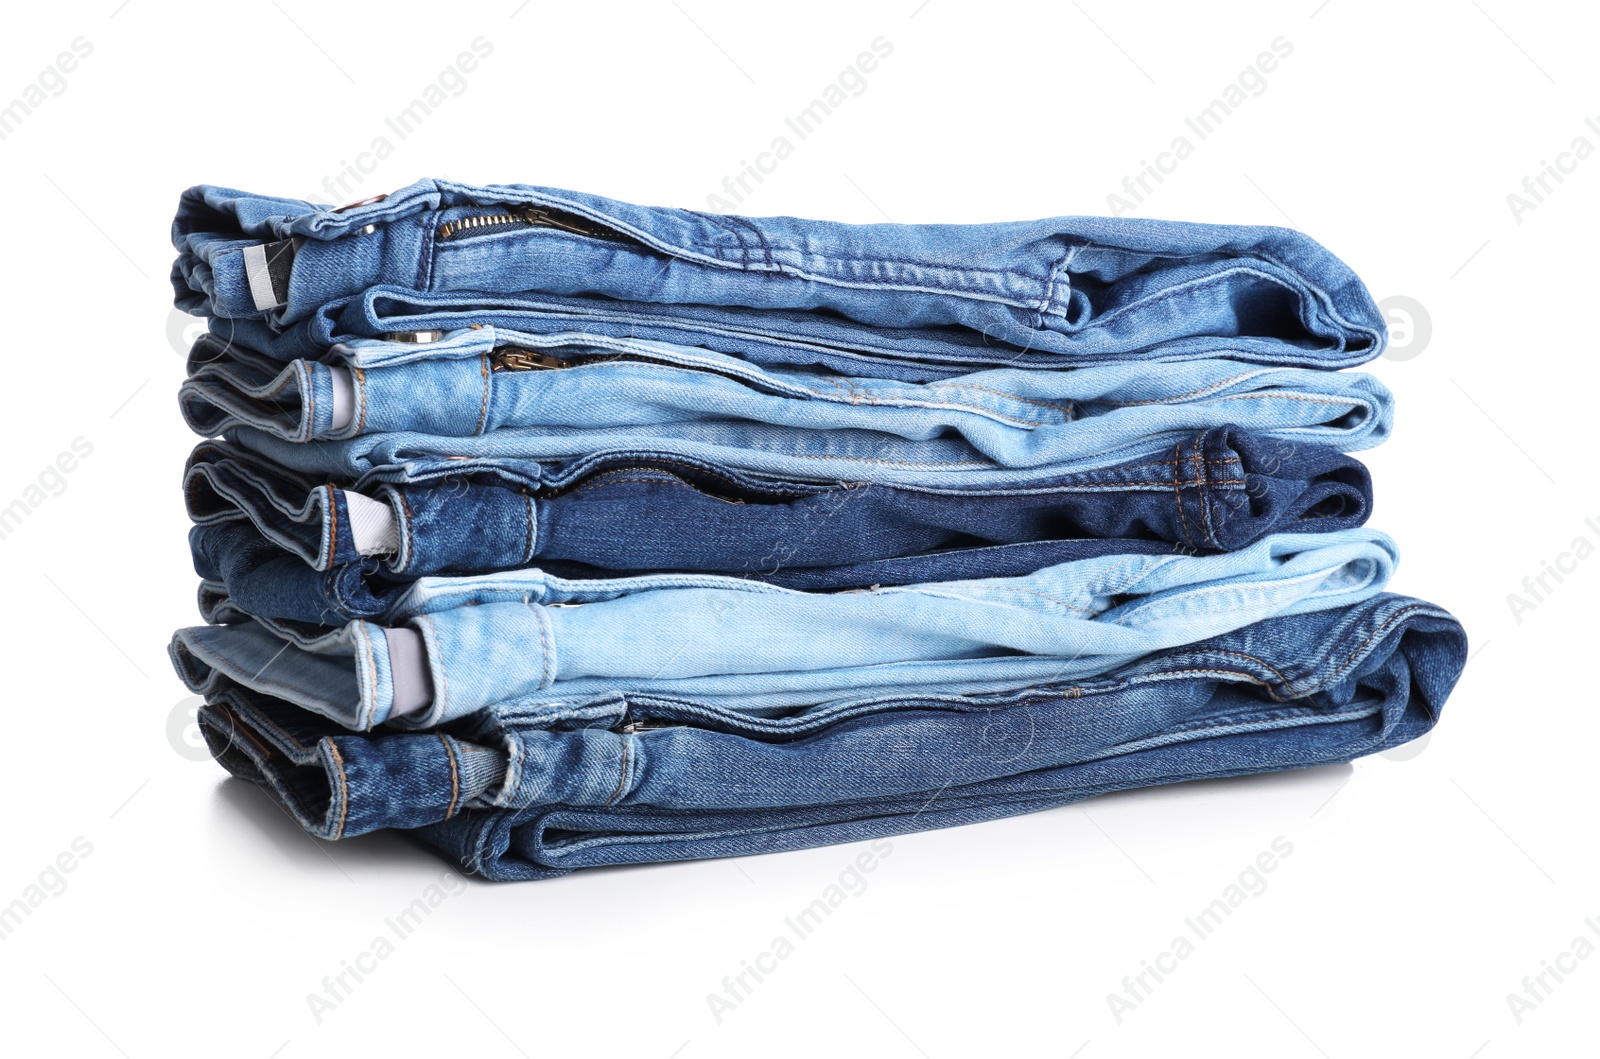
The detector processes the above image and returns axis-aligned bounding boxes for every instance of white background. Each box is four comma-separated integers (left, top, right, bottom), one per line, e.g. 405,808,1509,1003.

0,2,1593,1056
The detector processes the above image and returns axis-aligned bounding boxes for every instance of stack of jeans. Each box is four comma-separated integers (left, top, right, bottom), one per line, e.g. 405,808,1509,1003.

169,179,1466,880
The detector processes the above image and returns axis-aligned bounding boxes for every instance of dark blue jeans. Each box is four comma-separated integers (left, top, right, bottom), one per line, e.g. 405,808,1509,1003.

194,593,1465,879
186,424,1372,624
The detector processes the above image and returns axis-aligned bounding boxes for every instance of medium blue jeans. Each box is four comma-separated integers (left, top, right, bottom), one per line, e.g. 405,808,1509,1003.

192,594,1465,878
173,178,1385,374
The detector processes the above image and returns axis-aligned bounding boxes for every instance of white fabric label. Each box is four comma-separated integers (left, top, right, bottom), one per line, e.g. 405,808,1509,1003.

382,627,434,718
241,244,282,311
329,366,354,431
344,490,399,555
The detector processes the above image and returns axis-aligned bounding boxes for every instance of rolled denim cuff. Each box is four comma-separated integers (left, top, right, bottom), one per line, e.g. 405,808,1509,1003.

181,330,501,441
184,442,401,571
180,335,345,442
172,619,398,731
197,685,504,839
170,602,561,731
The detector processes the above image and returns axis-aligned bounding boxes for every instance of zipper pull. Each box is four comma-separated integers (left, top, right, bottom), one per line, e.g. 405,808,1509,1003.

490,346,571,372
618,717,675,734
510,204,616,239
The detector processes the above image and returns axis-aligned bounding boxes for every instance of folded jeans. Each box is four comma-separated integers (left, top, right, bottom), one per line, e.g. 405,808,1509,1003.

183,425,1372,623
170,528,1399,731
192,594,1463,878
172,179,1385,374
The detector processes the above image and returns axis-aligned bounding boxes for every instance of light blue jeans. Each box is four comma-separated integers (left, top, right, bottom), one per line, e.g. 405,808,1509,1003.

181,326,1393,467
171,529,1398,731
212,350,1388,491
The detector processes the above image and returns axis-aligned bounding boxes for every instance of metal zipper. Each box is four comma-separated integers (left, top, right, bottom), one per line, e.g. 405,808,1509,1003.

437,204,636,242
490,346,573,372
618,717,680,734
488,344,766,391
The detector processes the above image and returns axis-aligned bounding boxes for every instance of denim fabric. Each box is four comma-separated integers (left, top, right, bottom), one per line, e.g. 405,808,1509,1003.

170,529,1398,731
191,528,1183,627
190,594,1464,879
184,426,1372,624
211,351,1389,491
211,282,1376,386
173,178,1385,372
180,326,1396,462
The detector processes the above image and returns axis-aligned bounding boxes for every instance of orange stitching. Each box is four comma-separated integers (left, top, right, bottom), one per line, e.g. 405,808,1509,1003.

323,486,338,571
1172,439,1193,549
398,490,416,573
325,739,350,840
1194,438,1219,548
605,735,632,805
227,700,311,753
439,733,461,819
